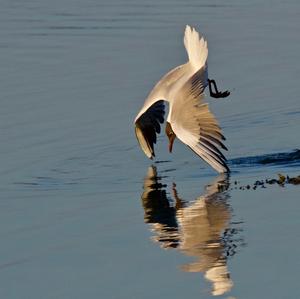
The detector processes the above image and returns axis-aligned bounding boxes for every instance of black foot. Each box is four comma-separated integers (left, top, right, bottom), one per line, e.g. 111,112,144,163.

208,79,230,99
211,90,230,98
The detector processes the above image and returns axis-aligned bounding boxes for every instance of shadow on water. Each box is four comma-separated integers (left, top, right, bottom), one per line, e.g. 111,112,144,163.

141,166,244,296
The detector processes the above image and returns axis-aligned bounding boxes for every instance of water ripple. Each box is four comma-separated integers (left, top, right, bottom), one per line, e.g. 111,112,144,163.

230,149,300,168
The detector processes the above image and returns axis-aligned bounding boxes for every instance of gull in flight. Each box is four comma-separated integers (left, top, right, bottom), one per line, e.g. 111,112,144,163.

134,25,230,173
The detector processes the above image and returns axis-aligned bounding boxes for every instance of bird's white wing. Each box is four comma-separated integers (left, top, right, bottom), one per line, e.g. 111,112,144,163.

134,64,188,122
134,63,190,159
135,100,165,159
170,69,229,173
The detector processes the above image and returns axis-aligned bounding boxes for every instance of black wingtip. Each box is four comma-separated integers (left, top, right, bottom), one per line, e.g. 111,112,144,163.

223,144,228,151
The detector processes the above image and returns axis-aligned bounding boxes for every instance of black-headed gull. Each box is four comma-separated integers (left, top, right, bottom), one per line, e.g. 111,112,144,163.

134,25,230,173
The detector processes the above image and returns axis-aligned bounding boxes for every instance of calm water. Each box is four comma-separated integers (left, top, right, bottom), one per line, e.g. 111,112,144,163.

1,0,300,298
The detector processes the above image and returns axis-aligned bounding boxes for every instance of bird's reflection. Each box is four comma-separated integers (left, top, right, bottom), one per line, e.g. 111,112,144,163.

141,166,243,296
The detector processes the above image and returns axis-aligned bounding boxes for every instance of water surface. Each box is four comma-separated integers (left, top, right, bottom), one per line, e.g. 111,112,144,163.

1,0,300,298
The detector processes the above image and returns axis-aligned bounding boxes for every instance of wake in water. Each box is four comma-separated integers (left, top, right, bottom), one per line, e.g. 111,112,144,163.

229,149,300,168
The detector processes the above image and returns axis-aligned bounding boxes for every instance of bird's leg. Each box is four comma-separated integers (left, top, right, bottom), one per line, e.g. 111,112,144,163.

208,79,230,98
208,78,215,96
210,79,220,93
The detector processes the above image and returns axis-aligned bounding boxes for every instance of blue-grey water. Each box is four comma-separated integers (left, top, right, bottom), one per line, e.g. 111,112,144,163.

1,0,300,298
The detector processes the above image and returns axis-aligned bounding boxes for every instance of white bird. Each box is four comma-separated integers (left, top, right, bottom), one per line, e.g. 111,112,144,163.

134,25,230,173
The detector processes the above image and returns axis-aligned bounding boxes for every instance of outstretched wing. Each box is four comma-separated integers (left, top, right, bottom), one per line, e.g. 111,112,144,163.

170,69,229,173
135,100,165,159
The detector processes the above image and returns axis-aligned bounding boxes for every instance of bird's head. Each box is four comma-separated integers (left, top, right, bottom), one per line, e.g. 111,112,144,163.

165,122,176,153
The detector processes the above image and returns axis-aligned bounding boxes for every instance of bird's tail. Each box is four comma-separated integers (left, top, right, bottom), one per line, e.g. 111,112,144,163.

184,25,208,70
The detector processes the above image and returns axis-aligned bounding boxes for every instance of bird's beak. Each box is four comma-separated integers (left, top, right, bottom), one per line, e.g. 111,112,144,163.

168,135,175,153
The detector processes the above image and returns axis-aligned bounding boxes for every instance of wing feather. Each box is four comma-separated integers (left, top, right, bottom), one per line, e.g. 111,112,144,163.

170,69,229,173
135,100,165,159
